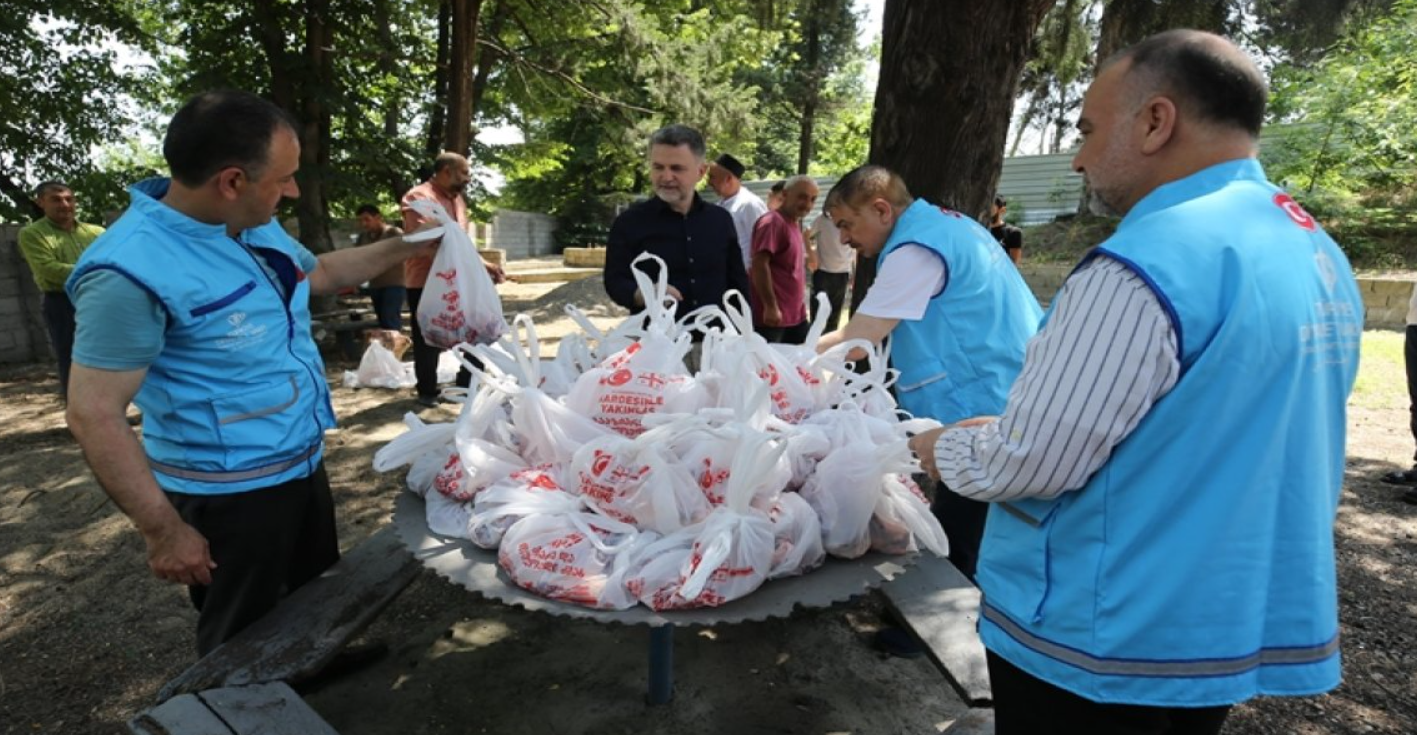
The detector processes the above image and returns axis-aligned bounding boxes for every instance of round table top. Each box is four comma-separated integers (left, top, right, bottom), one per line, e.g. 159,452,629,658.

394,491,917,627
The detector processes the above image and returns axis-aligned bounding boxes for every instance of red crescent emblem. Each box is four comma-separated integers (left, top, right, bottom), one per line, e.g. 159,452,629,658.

1273,193,1317,232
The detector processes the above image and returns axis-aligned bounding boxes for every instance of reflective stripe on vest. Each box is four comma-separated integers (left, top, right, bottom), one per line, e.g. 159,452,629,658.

982,601,1341,677
149,443,319,484
218,376,300,425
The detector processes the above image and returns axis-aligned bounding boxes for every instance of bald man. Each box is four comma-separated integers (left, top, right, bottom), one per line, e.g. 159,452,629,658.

908,30,1362,733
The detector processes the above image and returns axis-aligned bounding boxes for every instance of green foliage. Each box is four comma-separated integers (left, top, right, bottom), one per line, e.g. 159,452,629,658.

0,0,162,220
1263,0,1417,252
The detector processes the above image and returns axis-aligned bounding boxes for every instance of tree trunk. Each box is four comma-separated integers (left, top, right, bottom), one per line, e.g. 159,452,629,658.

295,0,335,256
469,0,509,125
796,0,822,174
373,0,412,204
424,1,451,160
443,0,484,156
1096,0,1231,67
869,0,1054,220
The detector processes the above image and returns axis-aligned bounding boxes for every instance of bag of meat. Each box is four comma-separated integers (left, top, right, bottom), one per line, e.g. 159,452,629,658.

766,490,825,578
568,421,711,534
564,254,706,437
467,465,584,549
870,473,950,557
497,511,655,610
408,198,506,349
631,432,783,610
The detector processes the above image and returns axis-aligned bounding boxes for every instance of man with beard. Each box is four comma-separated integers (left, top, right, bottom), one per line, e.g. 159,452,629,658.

749,175,819,344
909,31,1362,734
401,152,505,407
603,124,749,370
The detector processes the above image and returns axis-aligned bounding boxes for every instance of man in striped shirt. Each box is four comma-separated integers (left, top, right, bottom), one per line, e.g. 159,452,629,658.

910,30,1362,734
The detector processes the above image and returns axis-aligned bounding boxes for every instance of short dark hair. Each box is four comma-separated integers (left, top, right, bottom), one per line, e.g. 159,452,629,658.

1111,29,1267,138
163,90,298,187
355,204,382,217
994,194,1008,208
770,180,786,194
824,165,913,212
649,124,706,160
34,181,71,198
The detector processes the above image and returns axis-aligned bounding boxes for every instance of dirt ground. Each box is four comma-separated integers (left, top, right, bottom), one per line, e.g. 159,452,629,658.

1,273,1415,734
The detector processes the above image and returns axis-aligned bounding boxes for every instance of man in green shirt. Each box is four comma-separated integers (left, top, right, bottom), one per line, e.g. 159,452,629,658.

18,181,106,401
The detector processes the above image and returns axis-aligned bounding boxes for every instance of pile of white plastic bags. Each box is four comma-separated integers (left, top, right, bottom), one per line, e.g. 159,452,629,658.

374,254,949,611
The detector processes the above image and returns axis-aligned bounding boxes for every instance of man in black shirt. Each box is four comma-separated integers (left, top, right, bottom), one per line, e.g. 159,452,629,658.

603,124,749,337
988,194,1023,265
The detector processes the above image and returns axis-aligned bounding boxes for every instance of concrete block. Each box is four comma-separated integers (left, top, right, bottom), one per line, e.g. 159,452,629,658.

564,247,607,268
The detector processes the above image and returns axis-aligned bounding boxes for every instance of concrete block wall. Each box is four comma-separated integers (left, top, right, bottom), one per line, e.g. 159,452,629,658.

1016,263,1411,330
0,223,50,364
489,210,559,259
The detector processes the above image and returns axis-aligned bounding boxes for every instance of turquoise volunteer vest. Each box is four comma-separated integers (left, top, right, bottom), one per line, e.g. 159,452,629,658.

68,179,335,495
977,159,1362,706
879,200,1042,423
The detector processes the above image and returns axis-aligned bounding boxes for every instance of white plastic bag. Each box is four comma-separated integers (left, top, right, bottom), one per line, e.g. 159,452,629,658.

766,491,825,579
373,413,457,473
347,340,415,389
409,198,506,349
497,512,651,610
467,465,583,549
569,425,711,533
871,474,950,557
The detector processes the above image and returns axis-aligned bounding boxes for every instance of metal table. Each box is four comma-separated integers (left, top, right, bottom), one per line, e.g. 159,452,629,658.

393,491,915,703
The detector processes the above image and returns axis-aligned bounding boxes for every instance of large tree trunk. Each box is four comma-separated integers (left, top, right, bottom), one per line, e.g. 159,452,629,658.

857,0,1051,308
295,0,335,256
1096,0,1231,67
869,0,1053,222
795,0,822,174
469,0,509,125
424,1,451,160
373,0,413,204
443,0,484,156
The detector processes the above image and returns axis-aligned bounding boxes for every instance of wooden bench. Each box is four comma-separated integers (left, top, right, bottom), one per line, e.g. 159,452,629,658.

879,553,994,732
311,307,382,360
130,525,421,734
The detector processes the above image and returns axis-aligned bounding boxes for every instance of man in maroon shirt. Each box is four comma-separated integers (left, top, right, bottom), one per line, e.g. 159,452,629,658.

750,175,819,343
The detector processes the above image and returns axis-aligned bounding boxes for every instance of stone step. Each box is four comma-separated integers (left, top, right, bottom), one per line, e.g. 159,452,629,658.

507,267,601,284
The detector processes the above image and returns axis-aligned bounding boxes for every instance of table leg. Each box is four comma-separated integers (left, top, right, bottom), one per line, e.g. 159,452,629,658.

647,624,674,705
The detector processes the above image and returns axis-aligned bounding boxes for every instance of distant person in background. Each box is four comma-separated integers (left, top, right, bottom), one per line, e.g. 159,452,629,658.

1383,281,1417,503
17,181,105,402
750,176,819,344
806,212,852,331
766,180,786,212
988,194,1023,264
707,153,769,270
354,204,405,330
401,152,505,407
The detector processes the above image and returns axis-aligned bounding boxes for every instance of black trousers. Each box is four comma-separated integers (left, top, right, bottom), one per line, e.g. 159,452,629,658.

368,285,406,331
989,651,1231,735
758,320,810,345
406,287,473,397
1406,325,1417,463
811,270,850,332
930,480,989,582
41,291,76,401
167,463,340,656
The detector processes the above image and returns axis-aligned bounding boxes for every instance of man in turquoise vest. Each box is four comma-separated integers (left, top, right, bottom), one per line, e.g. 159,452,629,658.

910,31,1363,734
65,91,437,656
817,165,1042,580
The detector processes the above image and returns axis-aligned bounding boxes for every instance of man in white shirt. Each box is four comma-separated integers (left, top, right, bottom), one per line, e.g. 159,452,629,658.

707,153,769,269
805,214,853,331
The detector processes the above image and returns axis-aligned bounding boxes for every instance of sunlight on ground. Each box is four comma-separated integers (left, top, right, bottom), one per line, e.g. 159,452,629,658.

1353,330,1405,410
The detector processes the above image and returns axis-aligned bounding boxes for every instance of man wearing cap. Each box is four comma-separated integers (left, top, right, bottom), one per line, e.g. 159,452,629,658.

707,153,769,270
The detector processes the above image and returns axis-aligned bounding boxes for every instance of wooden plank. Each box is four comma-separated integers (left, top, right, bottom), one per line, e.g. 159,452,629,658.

130,693,234,735
132,683,341,735
158,525,420,702
941,708,995,735
202,682,341,735
880,554,992,706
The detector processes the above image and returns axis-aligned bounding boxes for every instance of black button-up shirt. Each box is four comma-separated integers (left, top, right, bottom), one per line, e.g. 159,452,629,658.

603,194,750,323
